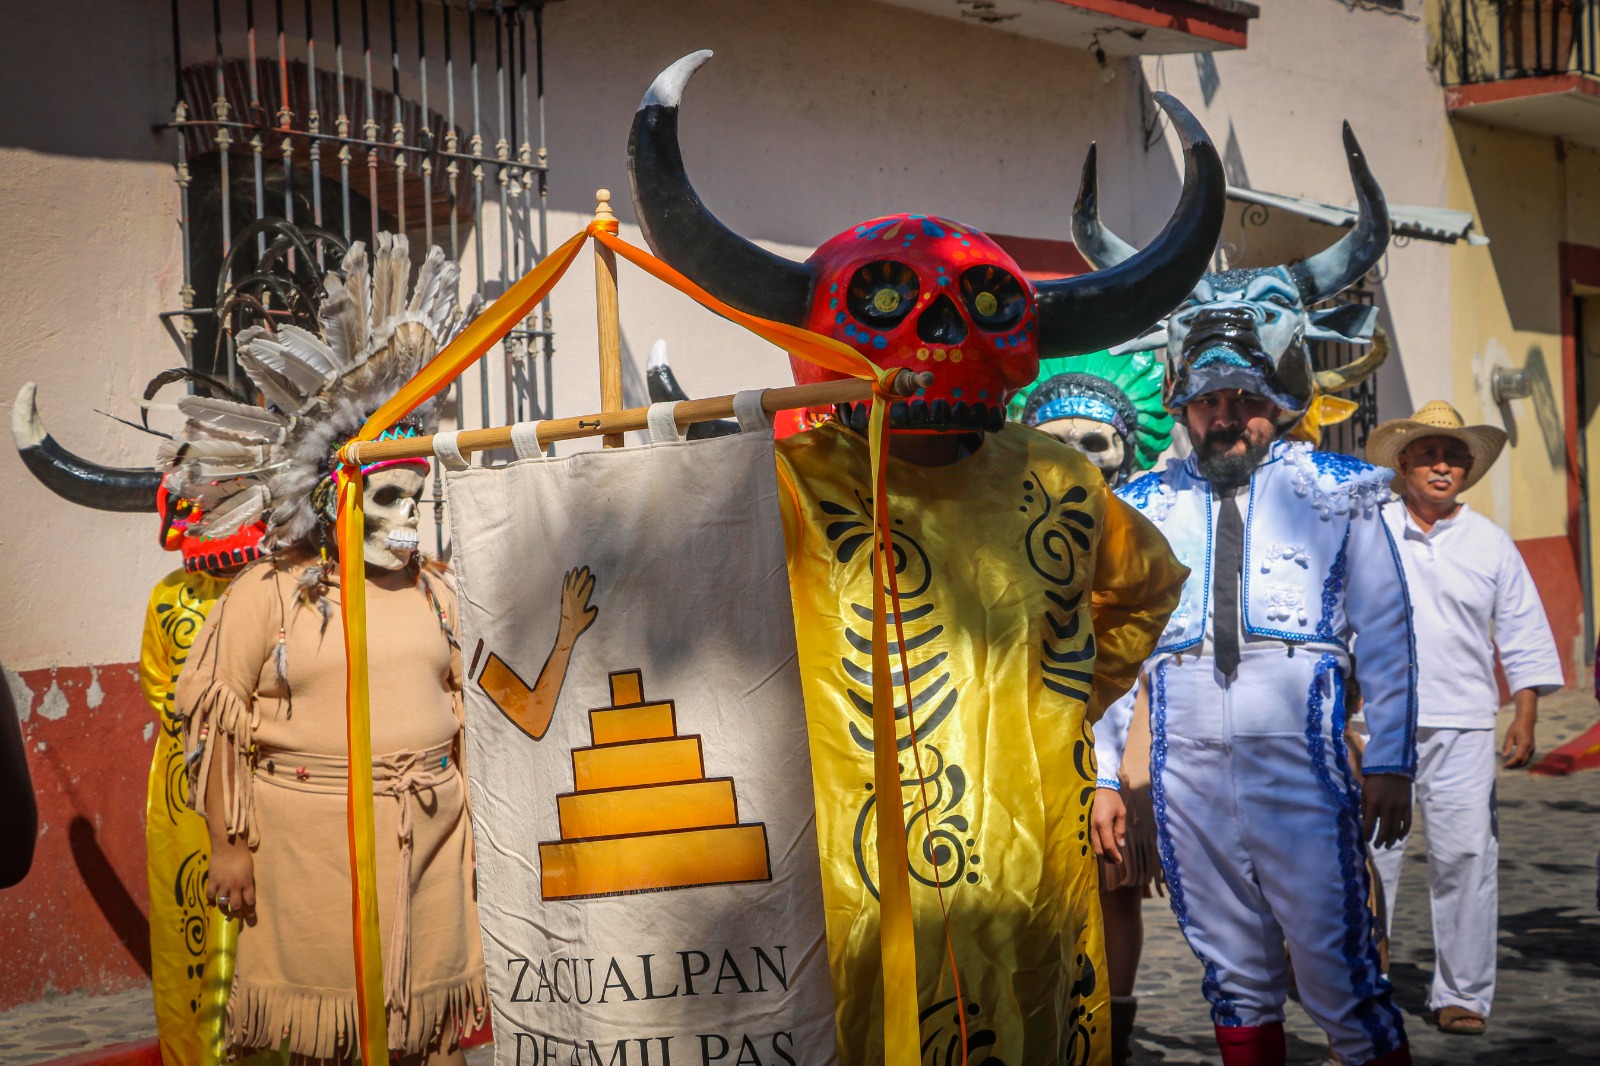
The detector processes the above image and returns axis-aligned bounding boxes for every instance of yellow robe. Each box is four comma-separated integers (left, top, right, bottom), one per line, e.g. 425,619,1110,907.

140,569,233,1066
775,422,1186,1066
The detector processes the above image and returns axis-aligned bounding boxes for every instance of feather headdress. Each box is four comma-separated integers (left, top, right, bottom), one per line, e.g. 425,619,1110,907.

1011,351,1175,478
160,233,480,549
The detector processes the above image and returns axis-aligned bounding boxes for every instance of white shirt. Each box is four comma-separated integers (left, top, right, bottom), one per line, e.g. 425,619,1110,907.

1382,501,1563,728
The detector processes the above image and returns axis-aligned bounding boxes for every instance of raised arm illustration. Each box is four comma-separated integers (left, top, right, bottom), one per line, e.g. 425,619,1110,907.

478,566,600,741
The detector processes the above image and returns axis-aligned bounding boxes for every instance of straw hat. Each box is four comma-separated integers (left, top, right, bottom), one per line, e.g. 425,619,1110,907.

1365,400,1508,493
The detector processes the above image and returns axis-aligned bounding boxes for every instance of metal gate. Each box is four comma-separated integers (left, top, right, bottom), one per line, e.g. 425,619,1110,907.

161,0,553,433
1309,287,1382,458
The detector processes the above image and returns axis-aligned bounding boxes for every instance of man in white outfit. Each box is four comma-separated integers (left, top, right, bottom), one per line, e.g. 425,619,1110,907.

1078,122,1423,1065
1365,401,1563,1037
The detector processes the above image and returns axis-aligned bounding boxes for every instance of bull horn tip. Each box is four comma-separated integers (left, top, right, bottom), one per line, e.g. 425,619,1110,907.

640,50,714,111
1152,92,1211,153
647,338,669,370
12,382,43,450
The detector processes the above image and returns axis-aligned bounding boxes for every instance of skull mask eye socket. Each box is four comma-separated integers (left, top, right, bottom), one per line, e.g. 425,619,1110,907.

959,265,1026,331
847,260,920,329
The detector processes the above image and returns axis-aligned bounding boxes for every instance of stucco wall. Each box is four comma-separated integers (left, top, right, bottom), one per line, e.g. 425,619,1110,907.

1136,0,1453,443
1,0,1174,674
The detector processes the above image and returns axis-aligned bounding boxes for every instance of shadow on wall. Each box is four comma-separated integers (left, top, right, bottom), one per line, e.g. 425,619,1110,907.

69,815,152,978
543,0,1168,251
1510,344,1567,473
1453,123,1564,337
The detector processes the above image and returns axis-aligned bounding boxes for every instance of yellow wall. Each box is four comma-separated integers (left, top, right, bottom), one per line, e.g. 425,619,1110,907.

1446,121,1600,539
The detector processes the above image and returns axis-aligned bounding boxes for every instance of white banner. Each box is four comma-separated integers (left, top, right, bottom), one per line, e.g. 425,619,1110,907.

447,430,838,1066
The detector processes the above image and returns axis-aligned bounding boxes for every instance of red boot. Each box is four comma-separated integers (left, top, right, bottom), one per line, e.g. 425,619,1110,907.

1214,1023,1286,1066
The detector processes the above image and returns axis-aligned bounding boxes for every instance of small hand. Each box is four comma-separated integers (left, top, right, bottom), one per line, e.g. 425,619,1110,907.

1362,772,1413,850
1502,714,1537,769
208,838,256,921
1090,787,1128,865
559,567,599,642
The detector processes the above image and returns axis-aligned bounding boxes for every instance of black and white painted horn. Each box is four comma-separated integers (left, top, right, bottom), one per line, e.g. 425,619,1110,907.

1070,142,1139,271
12,383,161,512
1289,123,1390,304
1035,93,1226,359
628,51,815,325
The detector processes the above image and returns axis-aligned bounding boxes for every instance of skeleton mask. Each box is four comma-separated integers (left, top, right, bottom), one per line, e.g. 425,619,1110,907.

628,51,1225,432
1074,124,1390,426
361,465,426,570
1037,417,1126,478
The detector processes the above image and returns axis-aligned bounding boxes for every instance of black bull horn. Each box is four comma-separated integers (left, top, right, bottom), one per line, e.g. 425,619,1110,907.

12,383,161,512
1073,121,1390,298
628,51,1226,360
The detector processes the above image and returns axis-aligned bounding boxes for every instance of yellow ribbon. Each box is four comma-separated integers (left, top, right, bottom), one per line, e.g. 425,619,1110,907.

338,222,933,1066
334,471,387,1066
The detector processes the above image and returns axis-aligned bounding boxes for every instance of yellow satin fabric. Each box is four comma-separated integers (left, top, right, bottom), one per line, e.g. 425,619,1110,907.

139,569,233,1066
775,422,1188,1066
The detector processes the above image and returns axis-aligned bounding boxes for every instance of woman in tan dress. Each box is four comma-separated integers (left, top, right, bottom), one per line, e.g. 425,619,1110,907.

181,542,485,1062
168,232,486,1063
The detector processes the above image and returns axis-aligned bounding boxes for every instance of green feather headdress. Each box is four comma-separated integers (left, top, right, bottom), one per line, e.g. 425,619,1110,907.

1010,351,1174,475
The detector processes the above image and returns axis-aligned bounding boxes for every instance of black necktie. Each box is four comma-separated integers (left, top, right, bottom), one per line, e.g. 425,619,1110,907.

1212,492,1243,677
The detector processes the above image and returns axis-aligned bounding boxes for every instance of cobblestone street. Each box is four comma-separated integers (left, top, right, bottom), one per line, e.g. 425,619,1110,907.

1128,689,1600,1065
2,697,1596,1066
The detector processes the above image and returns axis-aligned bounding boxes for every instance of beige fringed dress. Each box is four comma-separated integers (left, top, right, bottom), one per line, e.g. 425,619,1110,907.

179,554,487,1059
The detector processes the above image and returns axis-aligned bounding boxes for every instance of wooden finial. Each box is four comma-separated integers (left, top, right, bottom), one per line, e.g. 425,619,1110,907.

594,188,616,224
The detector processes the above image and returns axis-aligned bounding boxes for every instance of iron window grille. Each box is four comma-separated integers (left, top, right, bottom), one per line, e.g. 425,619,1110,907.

161,0,554,438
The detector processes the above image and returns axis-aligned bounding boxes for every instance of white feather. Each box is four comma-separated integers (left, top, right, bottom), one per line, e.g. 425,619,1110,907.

236,344,308,414
446,293,484,344
238,334,328,400
319,276,364,368
177,396,286,443
191,484,269,536
371,232,410,330
157,437,269,466
342,242,372,355
183,476,255,509
276,323,348,377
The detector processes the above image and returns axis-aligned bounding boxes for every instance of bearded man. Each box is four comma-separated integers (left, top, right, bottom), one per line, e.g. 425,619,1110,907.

1364,402,1562,1037
1084,127,1417,1066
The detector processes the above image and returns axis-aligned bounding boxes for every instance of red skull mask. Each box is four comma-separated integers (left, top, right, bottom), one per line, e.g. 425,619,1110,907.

628,51,1225,433
157,479,268,574
798,216,1037,431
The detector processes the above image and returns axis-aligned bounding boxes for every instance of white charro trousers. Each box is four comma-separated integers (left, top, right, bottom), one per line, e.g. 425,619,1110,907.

1149,649,1408,1065
1369,726,1498,1016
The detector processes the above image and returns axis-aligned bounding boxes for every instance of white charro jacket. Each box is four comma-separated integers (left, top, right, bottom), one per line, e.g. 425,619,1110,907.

1095,438,1418,781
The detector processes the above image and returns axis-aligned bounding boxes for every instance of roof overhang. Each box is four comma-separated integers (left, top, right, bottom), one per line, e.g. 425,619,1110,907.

1227,186,1489,246
869,0,1257,55
1447,73,1600,152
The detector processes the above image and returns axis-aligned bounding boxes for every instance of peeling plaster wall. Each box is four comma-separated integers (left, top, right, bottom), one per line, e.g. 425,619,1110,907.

1,0,1155,674
0,2,189,672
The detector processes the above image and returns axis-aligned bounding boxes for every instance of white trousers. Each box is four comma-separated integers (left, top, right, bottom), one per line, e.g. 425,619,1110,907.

1149,650,1408,1064
1369,726,1498,1016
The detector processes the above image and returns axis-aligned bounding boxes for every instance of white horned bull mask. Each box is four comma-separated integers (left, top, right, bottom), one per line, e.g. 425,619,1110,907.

1074,123,1391,425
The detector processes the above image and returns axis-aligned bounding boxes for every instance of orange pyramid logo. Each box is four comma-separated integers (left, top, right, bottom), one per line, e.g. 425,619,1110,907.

538,669,772,900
